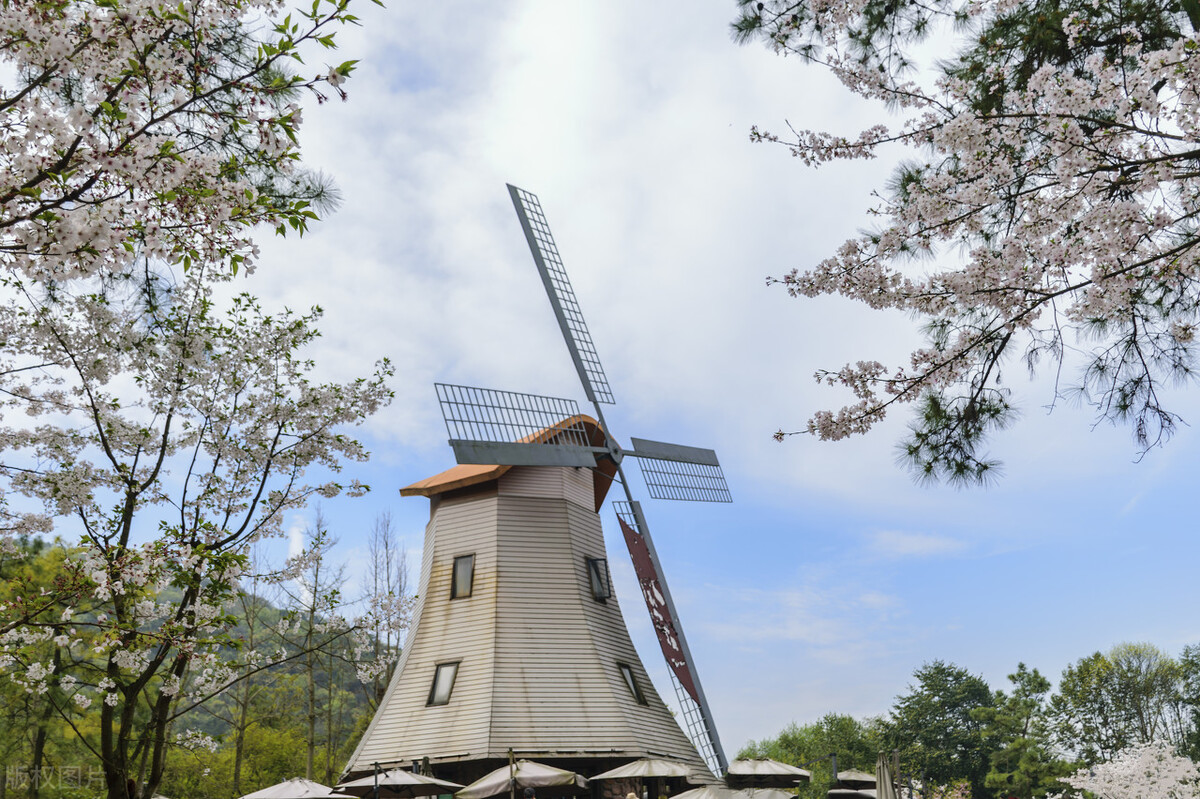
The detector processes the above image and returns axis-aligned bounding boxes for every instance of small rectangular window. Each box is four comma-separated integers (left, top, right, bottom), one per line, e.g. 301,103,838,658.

618,662,647,705
451,554,475,599
587,557,611,602
428,662,460,706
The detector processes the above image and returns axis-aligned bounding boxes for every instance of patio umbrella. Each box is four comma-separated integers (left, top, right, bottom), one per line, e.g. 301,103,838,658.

833,771,875,790
679,786,798,799
673,786,745,799
590,759,695,780
455,760,587,799
874,754,898,799
739,789,797,799
826,790,875,799
338,769,464,798
239,777,355,799
726,759,812,788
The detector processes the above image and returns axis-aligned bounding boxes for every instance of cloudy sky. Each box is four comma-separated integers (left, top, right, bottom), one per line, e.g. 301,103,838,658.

241,0,1200,758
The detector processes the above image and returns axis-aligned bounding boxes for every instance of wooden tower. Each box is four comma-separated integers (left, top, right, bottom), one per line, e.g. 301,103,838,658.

341,417,711,785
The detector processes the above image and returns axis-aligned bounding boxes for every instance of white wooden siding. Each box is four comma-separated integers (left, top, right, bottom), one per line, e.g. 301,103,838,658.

344,466,706,777
497,465,593,510
347,493,500,768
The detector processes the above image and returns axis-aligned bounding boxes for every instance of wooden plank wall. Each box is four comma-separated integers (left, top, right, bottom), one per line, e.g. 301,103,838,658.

344,466,705,776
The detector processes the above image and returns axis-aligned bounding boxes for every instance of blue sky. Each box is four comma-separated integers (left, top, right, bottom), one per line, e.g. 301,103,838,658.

235,0,1200,761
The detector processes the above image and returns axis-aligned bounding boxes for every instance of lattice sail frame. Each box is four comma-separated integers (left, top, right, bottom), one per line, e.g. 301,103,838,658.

435,383,591,447
637,458,732,503
508,184,615,406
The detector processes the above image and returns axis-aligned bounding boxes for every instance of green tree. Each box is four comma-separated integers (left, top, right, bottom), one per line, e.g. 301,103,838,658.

0,540,106,799
883,662,995,797
738,714,883,799
1178,644,1200,760
1050,643,1189,764
971,664,1072,799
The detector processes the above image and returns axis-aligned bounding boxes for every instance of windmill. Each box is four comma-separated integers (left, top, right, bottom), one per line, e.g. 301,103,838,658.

432,184,731,775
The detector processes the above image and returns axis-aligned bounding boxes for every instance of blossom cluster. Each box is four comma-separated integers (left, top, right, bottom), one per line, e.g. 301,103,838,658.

0,0,358,282
1051,741,1200,798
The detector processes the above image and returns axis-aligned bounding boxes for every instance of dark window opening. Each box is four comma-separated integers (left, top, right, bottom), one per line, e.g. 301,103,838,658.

587,557,612,602
428,662,460,706
451,554,475,599
618,662,647,705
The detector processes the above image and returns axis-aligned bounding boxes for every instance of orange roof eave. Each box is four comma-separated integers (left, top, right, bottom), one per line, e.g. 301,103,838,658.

399,463,512,498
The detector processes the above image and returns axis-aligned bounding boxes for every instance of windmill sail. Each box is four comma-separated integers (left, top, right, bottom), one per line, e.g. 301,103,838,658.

629,438,732,503
614,501,726,775
508,184,615,406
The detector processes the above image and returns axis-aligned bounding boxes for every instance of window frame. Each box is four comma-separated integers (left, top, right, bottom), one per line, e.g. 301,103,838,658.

427,661,461,706
618,662,647,705
586,557,612,602
450,554,475,599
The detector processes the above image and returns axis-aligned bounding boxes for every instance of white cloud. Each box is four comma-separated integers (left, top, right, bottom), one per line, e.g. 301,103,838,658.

287,516,307,561
867,529,967,559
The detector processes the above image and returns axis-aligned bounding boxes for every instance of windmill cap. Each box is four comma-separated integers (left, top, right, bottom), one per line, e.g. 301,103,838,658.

401,414,616,510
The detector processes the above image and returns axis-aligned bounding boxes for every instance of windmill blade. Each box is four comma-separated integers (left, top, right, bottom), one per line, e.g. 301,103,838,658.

508,184,615,406
613,500,727,775
627,438,721,466
448,440,600,468
435,383,608,467
628,437,732,503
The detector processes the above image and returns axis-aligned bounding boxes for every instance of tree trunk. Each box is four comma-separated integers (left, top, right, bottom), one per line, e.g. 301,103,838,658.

306,636,316,780
326,645,335,784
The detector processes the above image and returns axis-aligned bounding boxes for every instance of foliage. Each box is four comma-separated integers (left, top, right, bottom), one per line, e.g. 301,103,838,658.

1049,643,1192,764
735,0,1200,482
738,713,883,799
882,661,995,797
1179,645,1200,760
1,535,403,799
744,645,1200,799
971,664,1073,799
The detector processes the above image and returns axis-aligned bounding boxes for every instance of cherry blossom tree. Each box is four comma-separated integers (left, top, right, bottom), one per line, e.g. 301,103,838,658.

0,265,392,799
0,0,391,796
735,0,1200,482
1053,740,1200,798
0,0,366,284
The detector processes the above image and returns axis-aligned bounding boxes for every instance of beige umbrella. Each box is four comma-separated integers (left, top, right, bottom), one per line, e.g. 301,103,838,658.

740,790,797,799
673,786,745,799
726,759,812,788
239,778,355,799
833,771,875,790
676,786,795,799
590,759,695,780
455,761,587,799
874,754,898,799
338,770,464,798
827,791,875,799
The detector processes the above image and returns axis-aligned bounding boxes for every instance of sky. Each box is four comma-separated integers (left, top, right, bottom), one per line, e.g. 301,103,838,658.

227,0,1200,760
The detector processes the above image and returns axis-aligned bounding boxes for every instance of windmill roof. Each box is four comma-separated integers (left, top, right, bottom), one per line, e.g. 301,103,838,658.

400,414,617,510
